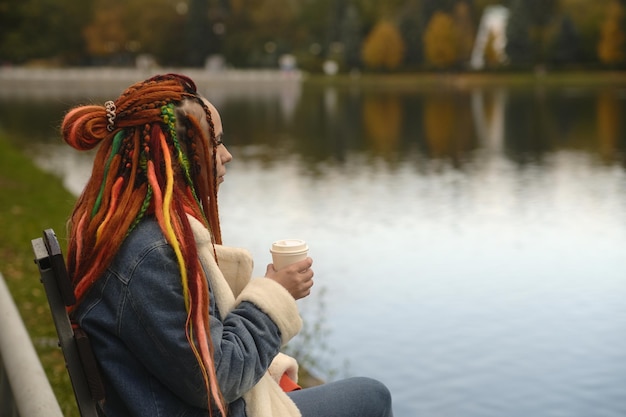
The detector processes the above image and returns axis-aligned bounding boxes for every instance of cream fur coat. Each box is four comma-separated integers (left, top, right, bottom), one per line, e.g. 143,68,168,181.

189,216,303,417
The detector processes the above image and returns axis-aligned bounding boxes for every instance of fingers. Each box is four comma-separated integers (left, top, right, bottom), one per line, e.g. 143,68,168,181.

284,257,313,273
265,258,315,300
293,263,314,299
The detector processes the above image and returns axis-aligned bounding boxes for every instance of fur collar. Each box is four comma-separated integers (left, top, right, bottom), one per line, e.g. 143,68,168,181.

188,216,302,417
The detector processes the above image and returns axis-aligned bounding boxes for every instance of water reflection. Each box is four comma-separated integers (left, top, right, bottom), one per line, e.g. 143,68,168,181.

216,83,626,171
597,90,624,161
4,82,623,169
363,94,403,155
2,82,626,417
424,91,477,162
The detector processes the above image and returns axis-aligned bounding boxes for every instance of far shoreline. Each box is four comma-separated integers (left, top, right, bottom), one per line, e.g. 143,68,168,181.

304,69,626,90
1,66,625,99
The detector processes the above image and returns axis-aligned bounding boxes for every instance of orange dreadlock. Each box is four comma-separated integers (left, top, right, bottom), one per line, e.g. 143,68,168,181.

61,73,226,417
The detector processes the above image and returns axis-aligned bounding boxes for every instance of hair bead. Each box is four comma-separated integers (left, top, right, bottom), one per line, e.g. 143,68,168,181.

105,101,117,132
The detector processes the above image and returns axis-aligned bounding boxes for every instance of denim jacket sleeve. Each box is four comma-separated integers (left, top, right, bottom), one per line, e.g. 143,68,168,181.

110,229,286,407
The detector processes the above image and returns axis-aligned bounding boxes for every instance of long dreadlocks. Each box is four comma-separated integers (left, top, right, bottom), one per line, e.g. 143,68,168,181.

61,73,226,417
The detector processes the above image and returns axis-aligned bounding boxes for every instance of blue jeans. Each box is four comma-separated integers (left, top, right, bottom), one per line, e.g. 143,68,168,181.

288,377,393,417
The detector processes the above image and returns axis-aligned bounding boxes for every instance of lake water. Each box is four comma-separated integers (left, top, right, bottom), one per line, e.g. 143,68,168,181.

2,79,626,417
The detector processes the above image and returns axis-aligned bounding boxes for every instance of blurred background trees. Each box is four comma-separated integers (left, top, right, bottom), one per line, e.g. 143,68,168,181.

0,0,625,71
361,20,405,70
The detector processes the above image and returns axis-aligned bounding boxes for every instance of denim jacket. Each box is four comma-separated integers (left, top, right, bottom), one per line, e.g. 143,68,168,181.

73,217,302,417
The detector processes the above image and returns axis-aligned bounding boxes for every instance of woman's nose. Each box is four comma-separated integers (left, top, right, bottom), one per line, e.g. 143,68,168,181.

220,145,233,163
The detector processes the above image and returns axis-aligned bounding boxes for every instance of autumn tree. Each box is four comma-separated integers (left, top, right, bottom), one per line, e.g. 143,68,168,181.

423,12,458,68
361,20,405,70
421,0,460,22
597,0,626,65
83,0,187,66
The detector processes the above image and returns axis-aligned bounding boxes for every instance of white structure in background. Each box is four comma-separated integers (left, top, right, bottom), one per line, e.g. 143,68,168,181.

470,5,510,70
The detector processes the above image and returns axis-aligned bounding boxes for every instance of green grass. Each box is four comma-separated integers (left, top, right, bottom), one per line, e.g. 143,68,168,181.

0,132,79,417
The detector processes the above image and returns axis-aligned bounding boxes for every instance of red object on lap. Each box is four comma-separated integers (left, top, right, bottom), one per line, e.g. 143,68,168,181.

279,373,302,392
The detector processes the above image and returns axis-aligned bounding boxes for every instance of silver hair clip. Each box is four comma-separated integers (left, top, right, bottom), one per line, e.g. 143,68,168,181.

105,100,117,132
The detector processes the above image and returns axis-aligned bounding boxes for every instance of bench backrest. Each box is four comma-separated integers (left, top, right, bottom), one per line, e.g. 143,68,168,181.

32,229,104,417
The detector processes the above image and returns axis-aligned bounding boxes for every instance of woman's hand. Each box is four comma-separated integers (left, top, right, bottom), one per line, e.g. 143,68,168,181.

265,257,314,300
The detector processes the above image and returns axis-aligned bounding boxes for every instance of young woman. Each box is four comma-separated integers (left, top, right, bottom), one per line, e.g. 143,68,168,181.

62,73,393,417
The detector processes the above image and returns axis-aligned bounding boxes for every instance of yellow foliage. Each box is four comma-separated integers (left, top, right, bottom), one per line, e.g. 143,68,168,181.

361,20,406,70
597,0,626,64
423,12,459,68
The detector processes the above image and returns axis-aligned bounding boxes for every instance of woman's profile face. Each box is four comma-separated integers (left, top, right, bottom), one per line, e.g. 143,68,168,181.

179,98,232,192
202,98,232,189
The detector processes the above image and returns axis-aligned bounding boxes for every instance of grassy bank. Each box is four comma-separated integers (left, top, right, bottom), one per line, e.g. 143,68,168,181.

0,132,79,416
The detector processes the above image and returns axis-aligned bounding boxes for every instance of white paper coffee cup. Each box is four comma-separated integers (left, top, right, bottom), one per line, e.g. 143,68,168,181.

270,239,309,270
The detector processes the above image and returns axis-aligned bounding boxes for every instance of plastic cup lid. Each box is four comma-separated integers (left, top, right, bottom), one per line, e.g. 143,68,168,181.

270,239,308,253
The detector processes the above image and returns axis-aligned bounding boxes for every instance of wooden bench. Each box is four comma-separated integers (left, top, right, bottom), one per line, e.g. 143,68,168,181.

32,229,104,417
